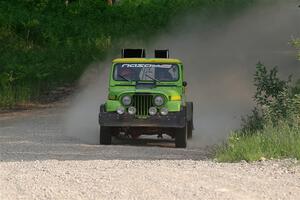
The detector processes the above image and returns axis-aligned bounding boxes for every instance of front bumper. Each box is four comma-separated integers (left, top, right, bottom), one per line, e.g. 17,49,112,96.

99,109,186,128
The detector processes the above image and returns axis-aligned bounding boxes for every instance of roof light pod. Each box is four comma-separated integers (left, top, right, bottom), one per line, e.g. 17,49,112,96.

122,49,146,58
155,49,169,58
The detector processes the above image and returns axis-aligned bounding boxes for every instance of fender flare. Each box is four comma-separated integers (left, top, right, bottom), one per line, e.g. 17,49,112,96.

100,104,106,112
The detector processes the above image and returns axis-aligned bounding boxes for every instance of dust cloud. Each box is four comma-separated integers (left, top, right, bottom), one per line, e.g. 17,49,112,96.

151,0,300,147
64,1,300,147
64,61,110,144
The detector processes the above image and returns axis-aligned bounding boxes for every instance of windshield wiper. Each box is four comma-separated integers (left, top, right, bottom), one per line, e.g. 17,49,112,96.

145,74,161,83
118,74,132,82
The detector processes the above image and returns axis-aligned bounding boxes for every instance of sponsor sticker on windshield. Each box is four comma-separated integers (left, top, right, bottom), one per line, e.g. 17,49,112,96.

121,64,172,69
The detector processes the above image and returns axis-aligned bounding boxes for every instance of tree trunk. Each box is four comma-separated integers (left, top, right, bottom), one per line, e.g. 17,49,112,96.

107,0,113,5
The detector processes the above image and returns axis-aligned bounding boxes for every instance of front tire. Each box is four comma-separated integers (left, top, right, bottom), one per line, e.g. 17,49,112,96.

175,125,187,148
100,126,112,145
187,121,193,139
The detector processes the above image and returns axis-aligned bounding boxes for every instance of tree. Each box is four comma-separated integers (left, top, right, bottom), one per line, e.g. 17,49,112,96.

107,0,116,5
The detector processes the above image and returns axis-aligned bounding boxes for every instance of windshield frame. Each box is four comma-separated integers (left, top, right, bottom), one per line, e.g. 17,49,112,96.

112,63,180,83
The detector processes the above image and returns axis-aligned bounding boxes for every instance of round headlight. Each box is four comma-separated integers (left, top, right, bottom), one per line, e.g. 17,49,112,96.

149,107,158,116
154,96,164,106
122,95,132,106
128,106,136,115
160,107,169,116
117,106,125,115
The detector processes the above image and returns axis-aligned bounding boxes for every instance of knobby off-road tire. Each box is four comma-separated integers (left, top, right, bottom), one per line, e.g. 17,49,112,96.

175,125,187,148
100,126,112,145
187,121,193,139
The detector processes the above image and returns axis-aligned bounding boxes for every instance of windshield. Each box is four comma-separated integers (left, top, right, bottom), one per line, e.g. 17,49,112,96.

113,63,179,82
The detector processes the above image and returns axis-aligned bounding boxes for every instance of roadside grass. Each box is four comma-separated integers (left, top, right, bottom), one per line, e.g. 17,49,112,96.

216,64,300,162
0,85,40,108
216,120,300,162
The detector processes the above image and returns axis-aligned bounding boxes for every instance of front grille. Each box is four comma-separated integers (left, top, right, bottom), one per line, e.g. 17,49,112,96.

132,94,153,117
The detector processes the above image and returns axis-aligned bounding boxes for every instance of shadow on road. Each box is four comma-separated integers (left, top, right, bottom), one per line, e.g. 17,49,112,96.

0,136,211,162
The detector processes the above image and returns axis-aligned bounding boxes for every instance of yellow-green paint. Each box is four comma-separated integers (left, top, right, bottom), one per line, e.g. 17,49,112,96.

113,58,182,64
105,58,186,114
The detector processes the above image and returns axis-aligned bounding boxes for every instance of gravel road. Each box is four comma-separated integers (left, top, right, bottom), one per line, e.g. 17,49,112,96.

1,105,300,200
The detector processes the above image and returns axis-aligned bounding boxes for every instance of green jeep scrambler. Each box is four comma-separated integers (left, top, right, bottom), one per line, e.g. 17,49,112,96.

99,49,193,148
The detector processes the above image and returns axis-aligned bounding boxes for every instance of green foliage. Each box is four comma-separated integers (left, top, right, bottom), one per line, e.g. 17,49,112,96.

254,62,291,107
241,63,296,132
291,38,300,60
0,0,255,108
217,65,300,162
292,79,300,95
217,95,300,162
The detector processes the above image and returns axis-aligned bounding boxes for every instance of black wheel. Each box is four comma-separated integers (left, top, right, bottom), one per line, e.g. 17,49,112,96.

100,126,112,145
187,121,193,139
175,125,187,148
186,102,194,139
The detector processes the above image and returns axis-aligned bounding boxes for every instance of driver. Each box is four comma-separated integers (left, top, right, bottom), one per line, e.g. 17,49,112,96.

119,67,137,80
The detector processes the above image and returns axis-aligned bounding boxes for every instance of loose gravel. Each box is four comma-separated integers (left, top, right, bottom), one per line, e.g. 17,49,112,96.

1,107,299,200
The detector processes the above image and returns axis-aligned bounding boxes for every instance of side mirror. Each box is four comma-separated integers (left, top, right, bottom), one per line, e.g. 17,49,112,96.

183,81,187,87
